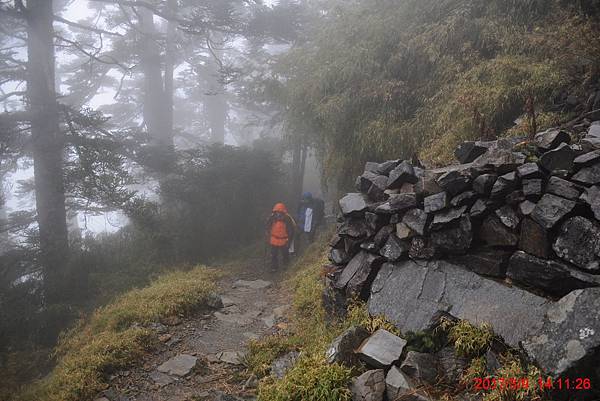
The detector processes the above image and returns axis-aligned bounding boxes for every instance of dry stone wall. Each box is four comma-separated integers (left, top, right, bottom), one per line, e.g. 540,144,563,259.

325,123,600,400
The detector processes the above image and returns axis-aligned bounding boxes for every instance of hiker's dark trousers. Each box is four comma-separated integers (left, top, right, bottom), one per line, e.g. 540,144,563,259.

271,244,289,270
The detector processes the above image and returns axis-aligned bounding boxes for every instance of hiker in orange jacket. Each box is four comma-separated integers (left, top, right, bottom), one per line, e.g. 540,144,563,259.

266,203,297,270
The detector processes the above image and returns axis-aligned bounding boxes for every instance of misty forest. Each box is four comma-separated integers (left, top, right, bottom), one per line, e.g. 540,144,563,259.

2,1,600,401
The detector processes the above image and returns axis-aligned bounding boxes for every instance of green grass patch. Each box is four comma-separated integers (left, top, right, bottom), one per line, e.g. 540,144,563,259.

439,318,494,358
19,267,219,401
245,335,301,378
257,353,353,401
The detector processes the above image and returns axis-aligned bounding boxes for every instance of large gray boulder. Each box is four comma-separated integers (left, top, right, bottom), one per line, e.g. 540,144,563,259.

507,251,600,297
523,288,600,384
357,329,407,368
553,217,600,272
368,260,550,347
351,369,386,401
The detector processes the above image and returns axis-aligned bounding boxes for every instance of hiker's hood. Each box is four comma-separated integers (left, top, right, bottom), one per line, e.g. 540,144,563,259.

272,203,288,213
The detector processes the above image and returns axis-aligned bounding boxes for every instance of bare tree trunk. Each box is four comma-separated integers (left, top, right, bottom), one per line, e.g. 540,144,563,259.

140,8,170,150
163,0,177,145
26,0,69,303
290,135,307,208
205,32,227,144
0,181,8,254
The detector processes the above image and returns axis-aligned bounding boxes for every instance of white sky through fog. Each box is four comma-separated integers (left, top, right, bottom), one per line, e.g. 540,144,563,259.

5,0,281,237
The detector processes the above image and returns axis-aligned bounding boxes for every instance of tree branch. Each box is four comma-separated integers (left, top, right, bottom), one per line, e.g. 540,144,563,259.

90,0,182,23
0,91,25,102
55,35,133,72
54,15,124,37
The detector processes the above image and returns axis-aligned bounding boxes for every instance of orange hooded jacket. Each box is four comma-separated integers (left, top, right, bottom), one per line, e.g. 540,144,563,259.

267,203,296,247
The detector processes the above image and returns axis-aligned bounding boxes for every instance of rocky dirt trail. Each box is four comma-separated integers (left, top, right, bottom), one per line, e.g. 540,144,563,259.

97,255,292,401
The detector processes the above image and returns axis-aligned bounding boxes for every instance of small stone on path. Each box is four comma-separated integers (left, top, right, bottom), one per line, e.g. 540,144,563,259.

216,350,246,365
149,371,174,386
220,296,236,307
157,354,198,377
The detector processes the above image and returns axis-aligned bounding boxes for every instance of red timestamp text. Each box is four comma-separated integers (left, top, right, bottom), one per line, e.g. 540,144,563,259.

472,377,592,391
537,377,592,391
472,377,531,391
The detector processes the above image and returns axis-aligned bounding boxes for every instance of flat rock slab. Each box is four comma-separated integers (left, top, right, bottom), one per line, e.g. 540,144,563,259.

523,288,600,379
233,279,272,290
157,354,198,377
369,260,550,347
149,371,175,386
216,350,246,365
357,329,406,368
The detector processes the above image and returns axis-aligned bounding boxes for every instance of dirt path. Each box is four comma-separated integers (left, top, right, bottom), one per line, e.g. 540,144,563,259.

98,254,292,401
